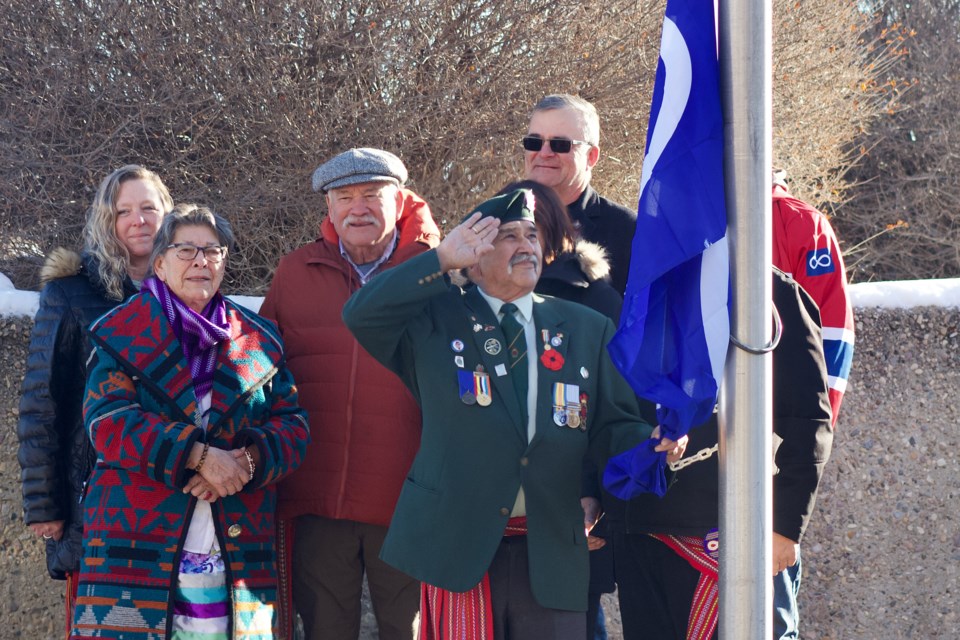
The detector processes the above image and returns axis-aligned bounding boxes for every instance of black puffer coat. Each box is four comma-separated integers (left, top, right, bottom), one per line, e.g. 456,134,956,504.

17,249,137,579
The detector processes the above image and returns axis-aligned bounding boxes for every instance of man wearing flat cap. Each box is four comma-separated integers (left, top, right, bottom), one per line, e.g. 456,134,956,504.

343,188,686,639
261,148,440,640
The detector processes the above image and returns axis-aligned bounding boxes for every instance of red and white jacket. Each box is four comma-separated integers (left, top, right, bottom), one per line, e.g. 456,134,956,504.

772,184,855,425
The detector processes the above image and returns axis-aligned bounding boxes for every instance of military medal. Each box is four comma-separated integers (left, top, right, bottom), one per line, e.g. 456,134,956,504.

579,392,589,431
540,331,564,370
484,338,502,355
565,384,581,429
551,335,562,347
458,370,477,405
553,409,568,427
552,383,569,427
474,371,492,406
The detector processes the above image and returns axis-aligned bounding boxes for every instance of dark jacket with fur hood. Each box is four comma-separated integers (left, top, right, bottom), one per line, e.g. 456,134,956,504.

17,248,138,579
534,240,623,323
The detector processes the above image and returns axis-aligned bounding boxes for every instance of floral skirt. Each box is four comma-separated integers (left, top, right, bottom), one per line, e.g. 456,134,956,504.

172,549,229,640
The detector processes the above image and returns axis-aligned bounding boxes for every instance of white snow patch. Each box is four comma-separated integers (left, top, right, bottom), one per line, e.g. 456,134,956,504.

0,272,958,319
849,278,960,309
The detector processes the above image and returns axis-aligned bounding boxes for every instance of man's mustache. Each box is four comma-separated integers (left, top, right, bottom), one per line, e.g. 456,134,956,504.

341,214,379,229
509,254,540,269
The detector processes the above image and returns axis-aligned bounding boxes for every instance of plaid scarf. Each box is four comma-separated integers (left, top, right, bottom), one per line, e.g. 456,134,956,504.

142,277,230,401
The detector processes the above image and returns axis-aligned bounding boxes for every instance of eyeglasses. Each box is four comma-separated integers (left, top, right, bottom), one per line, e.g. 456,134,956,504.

521,136,592,154
166,243,227,263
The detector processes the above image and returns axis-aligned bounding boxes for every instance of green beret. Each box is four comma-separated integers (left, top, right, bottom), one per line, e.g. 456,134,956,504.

468,189,536,224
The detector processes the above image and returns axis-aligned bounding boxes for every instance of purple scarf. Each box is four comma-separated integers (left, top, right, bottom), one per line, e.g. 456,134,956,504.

142,277,230,401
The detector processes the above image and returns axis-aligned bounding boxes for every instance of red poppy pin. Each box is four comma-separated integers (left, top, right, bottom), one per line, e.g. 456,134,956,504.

540,349,564,371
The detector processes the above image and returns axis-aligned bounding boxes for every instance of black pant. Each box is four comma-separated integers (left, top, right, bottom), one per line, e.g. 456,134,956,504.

613,531,714,640
586,537,615,640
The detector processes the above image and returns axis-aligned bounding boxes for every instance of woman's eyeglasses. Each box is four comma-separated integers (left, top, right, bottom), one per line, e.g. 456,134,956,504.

521,136,592,154
166,243,227,263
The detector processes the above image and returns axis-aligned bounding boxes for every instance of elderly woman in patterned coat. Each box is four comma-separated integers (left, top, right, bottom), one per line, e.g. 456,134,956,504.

71,204,309,640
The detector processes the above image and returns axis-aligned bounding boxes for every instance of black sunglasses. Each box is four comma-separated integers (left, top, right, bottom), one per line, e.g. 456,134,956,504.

521,136,592,154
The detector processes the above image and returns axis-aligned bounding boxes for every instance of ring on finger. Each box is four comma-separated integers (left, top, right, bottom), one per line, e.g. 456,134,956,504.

42,534,52,539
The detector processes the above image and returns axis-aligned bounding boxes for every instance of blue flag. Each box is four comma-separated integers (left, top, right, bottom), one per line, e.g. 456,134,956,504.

604,0,729,498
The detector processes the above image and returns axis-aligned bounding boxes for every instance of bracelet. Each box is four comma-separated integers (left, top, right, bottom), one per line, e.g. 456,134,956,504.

243,448,256,484
194,442,210,473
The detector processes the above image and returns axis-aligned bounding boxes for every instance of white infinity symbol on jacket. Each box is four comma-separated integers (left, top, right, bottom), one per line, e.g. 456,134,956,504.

808,252,833,270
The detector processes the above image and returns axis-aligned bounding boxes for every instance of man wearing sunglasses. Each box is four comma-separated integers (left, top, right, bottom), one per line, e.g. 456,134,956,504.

523,94,638,296
524,94,640,640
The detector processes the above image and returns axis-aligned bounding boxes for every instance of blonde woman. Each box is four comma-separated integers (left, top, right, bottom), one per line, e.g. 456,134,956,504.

17,165,173,637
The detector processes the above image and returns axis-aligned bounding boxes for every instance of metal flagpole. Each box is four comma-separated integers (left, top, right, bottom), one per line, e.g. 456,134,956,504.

717,0,773,637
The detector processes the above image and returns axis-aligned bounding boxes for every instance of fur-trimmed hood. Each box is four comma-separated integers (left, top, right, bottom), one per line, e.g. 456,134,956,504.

38,248,135,301
39,247,83,286
539,240,612,289
572,240,611,284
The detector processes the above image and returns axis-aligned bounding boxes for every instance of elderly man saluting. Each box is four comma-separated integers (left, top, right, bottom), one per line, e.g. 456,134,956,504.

343,188,685,639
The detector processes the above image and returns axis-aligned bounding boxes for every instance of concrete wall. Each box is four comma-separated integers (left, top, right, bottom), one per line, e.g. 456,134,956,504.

0,305,956,639
799,306,960,640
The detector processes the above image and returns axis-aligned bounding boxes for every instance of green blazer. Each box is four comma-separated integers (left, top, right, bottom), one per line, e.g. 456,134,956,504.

343,250,651,611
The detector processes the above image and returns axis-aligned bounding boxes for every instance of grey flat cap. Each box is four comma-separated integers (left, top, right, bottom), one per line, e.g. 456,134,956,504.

311,148,408,192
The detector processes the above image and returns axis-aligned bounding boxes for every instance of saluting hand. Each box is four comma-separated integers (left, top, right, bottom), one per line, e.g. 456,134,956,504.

436,212,500,272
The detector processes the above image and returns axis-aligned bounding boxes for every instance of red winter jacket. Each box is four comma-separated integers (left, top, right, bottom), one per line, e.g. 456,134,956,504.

260,189,440,526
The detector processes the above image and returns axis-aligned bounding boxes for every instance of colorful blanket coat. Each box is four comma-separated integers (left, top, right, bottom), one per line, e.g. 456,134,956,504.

71,292,309,640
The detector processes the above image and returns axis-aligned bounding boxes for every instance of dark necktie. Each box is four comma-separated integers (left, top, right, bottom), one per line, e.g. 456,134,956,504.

500,302,529,423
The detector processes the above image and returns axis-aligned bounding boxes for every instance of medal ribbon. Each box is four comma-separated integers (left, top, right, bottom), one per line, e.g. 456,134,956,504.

474,371,490,399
